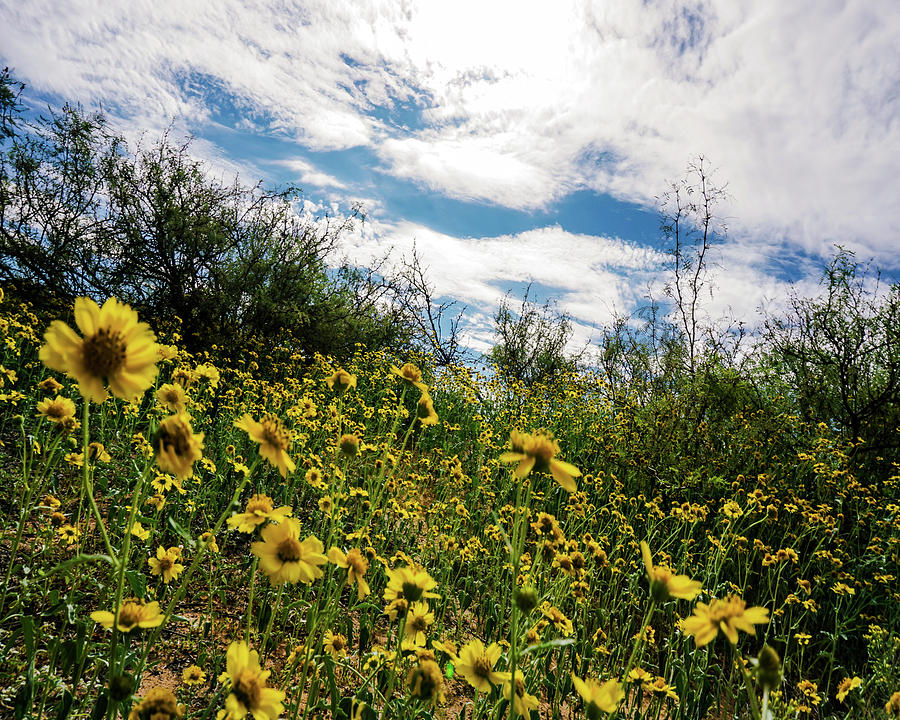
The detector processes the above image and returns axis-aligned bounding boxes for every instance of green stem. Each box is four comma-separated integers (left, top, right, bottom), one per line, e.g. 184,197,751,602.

260,584,285,660
135,459,258,679
245,557,260,643
81,401,117,559
733,643,762,720
507,472,532,720
106,463,152,692
621,600,657,684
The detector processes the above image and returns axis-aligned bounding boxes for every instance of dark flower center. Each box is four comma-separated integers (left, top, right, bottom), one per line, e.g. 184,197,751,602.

473,656,493,678
409,615,428,632
159,422,192,457
117,603,142,631
233,670,262,710
83,329,126,379
277,537,302,563
402,581,423,602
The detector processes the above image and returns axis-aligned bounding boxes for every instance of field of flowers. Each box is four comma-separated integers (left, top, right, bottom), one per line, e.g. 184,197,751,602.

1,290,899,720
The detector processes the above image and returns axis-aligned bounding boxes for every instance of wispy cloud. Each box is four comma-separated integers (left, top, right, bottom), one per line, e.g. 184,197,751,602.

273,157,347,190
1,0,896,356
2,0,896,264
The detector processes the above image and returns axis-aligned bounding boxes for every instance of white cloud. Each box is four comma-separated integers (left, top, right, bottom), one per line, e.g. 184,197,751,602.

2,0,897,283
273,157,347,190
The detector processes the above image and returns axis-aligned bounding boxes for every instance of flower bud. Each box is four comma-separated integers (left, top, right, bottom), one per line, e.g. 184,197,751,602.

515,587,539,614
756,644,782,691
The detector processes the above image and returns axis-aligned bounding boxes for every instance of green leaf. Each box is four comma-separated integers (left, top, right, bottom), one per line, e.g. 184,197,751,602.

167,516,194,546
55,690,74,720
519,637,574,657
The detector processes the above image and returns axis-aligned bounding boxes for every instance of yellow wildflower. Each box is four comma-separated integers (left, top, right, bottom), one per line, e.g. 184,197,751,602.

224,641,285,720
640,541,702,601
325,368,357,394
148,546,184,583
456,640,510,693
155,413,204,480
128,687,182,720
251,518,327,585
156,383,188,413
682,595,769,646
499,429,581,492
91,599,164,632
572,674,624,716
328,546,371,599
39,297,158,403
503,671,539,717
182,665,206,686
227,494,292,533
36,395,76,424
235,414,295,477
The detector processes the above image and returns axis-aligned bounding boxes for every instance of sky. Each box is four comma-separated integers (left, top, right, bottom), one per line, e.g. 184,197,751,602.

1,0,898,356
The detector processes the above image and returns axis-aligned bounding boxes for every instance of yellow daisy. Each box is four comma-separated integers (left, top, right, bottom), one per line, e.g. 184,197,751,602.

571,673,624,716
155,413,204,480
640,541,702,601
682,595,770,646
148,546,185,583
503,671,539,717
323,630,348,660
383,565,440,603
128,687,183,720
156,383,188,413
499,429,581,492
39,297,158,403
404,601,435,646
455,640,510,693
328,546,371,599
391,362,427,391
234,414,295,478
416,391,439,426
251,518,327,585
182,665,206,686
36,395,76,424
91,599,164,632
224,641,285,720
226,494,292,533
325,368,357,394
407,659,444,706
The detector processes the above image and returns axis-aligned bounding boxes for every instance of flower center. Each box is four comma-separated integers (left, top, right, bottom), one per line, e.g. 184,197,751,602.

158,423,192,456
473,655,493,678
277,537,303,563
233,670,262,710
402,581,423,602
46,402,67,419
83,329,126,380
347,550,368,576
247,497,274,516
261,416,289,450
117,603,142,631
410,615,428,633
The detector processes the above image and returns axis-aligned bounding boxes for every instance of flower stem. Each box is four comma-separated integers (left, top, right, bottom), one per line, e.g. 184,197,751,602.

81,401,117,560
135,459,258,680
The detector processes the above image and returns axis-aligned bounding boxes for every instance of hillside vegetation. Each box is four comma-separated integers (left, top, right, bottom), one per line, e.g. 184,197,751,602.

1,69,900,720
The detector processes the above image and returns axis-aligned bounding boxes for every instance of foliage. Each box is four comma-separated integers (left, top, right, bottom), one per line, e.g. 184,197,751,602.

490,283,582,387
764,248,900,468
1,291,898,720
0,72,413,360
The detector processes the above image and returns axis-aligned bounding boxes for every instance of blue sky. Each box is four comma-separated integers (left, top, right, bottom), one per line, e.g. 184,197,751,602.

2,0,898,354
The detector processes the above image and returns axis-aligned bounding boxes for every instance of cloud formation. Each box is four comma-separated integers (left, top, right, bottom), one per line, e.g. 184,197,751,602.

2,0,896,264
